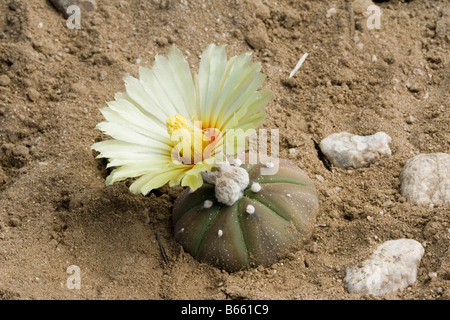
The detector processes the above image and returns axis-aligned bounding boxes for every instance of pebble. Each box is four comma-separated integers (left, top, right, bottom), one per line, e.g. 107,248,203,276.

0,75,11,87
244,21,269,50
27,88,40,102
8,218,20,227
405,115,416,124
319,132,392,169
326,7,337,18
351,0,376,15
344,239,424,295
400,153,450,206
288,148,296,157
49,0,97,17
156,37,169,47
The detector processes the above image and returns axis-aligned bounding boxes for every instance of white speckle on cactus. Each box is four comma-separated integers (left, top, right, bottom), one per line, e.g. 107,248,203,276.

319,131,392,169
218,229,223,238
286,193,292,198
203,200,213,208
246,204,255,214
233,158,243,167
251,182,262,193
265,161,274,168
344,239,424,295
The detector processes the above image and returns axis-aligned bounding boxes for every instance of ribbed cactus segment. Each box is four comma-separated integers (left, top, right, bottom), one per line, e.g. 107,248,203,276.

172,156,319,272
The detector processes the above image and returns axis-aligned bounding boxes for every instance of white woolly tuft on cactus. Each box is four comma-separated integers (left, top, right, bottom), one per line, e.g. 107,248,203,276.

202,164,250,206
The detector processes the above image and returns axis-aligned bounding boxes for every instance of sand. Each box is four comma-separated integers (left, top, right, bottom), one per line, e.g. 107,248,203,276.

0,0,448,300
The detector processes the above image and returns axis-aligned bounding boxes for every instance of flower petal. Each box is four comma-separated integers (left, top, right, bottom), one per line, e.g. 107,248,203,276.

92,140,169,160
123,75,169,123
197,44,228,126
95,120,172,155
139,45,196,121
129,167,187,195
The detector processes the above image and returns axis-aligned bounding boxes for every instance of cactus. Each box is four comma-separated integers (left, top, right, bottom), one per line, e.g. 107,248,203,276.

172,155,319,272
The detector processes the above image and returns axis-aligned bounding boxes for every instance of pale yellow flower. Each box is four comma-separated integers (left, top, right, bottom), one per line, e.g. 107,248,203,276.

92,44,272,195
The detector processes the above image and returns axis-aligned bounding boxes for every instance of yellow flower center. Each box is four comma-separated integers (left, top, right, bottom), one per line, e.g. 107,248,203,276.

166,114,193,137
166,114,223,165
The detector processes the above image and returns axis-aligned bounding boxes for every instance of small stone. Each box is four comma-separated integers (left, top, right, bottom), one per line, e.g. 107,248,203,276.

156,37,169,47
252,0,271,20
281,77,296,88
400,153,450,206
382,200,393,207
288,148,296,157
49,0,97,18
244,21,269,50
326,7,337,18
351,0,375,15
286,137,304,148
79,0,97,11
344,239,424,295
307,242,318,253
405,115,416,124
98,71,107,81
435,6,450,40
8,218,20,227
0,75,11,87
27,88,40,102
413,68,426,76
319,132,392,169
12,145,30,158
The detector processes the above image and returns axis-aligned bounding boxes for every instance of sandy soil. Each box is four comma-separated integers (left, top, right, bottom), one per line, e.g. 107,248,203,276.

0,0,448,300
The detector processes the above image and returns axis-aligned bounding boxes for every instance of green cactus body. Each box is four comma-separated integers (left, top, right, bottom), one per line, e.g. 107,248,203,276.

172,157,319,272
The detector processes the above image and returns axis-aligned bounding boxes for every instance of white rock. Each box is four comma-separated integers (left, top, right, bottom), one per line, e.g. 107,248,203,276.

400,153,450,206
288,148,297,157
344,239,424,295
326,7,337,18
319,132,392,169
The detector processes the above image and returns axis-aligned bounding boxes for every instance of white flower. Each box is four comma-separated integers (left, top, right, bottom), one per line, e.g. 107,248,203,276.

92,44,272,195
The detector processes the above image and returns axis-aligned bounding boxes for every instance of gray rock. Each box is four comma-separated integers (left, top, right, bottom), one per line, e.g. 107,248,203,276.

49,0,97,17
